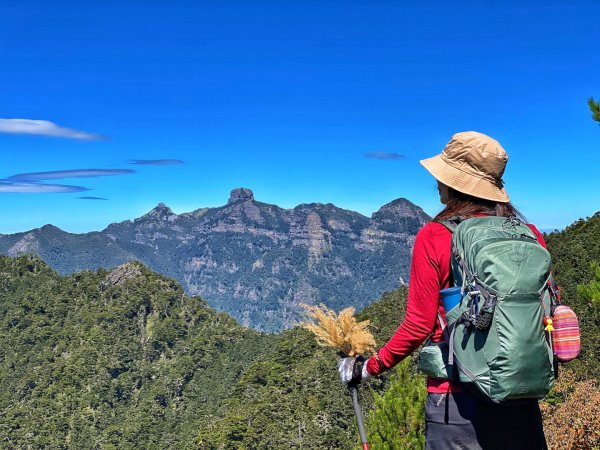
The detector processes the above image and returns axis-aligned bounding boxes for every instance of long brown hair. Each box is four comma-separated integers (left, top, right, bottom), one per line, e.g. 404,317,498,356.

433,185,525,222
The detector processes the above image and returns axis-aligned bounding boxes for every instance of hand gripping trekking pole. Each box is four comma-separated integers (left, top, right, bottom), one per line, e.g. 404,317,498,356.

348,381,370,450
339,351,370,450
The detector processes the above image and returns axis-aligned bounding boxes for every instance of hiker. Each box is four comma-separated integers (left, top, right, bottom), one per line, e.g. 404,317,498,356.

339,131,549,449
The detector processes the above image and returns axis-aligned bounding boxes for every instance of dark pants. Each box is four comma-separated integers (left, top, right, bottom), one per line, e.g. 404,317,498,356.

425,392,548,450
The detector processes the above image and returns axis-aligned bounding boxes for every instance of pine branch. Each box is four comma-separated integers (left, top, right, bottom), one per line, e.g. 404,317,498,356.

589,97,600,124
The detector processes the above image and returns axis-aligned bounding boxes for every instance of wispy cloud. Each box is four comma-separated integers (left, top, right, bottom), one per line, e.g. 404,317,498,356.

0,181,89,193
78,196,108,201
8,168,135,181
129,159,185,166
0,119,107,140
364,152,406,160
1,167,134,195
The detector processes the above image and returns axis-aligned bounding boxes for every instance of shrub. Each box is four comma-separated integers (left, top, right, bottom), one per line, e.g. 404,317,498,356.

541,369,600,449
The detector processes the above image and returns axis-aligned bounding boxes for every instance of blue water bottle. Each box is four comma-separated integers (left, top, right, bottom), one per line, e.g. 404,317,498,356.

440,287,462,312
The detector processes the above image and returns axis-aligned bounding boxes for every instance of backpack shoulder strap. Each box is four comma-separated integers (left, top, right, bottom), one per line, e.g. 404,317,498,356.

437,216,465,233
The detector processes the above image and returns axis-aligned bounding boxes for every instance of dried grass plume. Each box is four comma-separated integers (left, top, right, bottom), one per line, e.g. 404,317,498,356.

301,303,376,356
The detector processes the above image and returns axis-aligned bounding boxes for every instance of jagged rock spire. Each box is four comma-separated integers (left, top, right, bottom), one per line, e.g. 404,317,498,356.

228,188,254,204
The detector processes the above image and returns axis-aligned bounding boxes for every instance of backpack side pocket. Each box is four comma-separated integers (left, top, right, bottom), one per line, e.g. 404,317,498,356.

417,339,453,379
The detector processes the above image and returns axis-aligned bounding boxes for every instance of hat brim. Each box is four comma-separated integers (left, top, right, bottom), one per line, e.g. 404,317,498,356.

420,154,509,203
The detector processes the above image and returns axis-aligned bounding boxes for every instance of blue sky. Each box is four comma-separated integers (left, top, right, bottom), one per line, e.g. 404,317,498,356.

1,1,598,233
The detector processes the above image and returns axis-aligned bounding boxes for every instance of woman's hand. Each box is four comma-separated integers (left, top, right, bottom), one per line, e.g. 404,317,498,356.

337,355,371,385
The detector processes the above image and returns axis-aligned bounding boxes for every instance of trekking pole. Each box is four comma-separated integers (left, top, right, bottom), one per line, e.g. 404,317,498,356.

348,381,370,450
301,304,375,450
338,350,370,450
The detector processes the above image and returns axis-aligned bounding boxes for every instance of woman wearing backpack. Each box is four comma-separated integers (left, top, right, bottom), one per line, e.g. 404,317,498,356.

339,131,549,449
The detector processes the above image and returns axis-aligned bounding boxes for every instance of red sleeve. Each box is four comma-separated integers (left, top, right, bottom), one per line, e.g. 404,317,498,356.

366,224,444,376
527,224,547,249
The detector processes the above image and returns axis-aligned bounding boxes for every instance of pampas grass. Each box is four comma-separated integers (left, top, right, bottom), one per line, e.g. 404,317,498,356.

301,303,376,356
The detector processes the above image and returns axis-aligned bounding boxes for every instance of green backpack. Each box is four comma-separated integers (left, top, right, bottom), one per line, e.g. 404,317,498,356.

418,216,555,403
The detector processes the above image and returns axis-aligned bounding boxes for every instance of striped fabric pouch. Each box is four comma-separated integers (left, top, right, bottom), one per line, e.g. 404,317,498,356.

552,305,581,362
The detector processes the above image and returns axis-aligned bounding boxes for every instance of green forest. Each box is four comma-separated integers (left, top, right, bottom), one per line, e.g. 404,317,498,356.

1,212,599,449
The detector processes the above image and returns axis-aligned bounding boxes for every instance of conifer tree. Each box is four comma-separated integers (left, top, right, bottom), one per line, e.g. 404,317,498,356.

589,97,600,125
578,261,600,307
363,358,426,450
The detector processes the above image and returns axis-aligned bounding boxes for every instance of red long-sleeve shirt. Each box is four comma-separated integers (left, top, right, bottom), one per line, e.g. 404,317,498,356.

366,220,547,393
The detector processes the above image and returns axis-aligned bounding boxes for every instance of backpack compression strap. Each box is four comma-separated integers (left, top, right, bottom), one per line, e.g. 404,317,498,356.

442,215,499,330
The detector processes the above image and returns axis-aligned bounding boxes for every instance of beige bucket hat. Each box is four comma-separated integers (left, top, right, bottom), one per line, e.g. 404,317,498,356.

420,131,510,202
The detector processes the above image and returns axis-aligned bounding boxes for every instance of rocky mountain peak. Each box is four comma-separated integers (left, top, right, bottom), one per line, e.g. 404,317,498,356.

40,224,61,232
373,197,428,219
99,262,143,291
369,197,431,235
228,188,254,204
142,203,177,221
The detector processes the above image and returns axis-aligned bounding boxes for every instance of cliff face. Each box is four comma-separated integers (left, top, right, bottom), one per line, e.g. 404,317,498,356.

0,188,430,330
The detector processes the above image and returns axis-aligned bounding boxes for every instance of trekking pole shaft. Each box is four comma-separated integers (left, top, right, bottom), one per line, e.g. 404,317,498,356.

348,384,370,450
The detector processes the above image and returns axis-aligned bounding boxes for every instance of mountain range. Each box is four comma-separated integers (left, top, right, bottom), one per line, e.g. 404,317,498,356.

0,188,430,331
2,211,597,448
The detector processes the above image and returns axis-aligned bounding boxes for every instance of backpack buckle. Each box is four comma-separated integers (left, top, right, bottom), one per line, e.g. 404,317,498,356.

461,310,475,328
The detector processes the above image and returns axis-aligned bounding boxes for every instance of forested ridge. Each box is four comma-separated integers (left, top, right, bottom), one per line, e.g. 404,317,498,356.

545,211,600,377
0,257,272,448
0,255,412,448
0,211,598,449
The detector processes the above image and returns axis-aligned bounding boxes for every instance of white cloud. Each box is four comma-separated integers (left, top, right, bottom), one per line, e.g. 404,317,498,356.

9,169,135,181
78,196,108,200
129,159,185,166
0,118,107,140
0,181,89,193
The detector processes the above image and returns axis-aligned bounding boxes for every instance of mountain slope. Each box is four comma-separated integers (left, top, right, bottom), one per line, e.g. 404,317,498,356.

0,224,136,274
199,287,413,449
0,256,271,448
0,255,412,449
545,211,600,377
0,189,430,331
